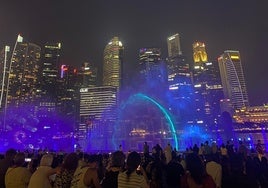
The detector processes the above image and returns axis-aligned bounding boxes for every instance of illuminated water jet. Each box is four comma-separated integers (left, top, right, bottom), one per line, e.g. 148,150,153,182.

113,93,178,150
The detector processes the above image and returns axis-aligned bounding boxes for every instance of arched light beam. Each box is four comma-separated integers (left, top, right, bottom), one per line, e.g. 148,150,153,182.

113,93,178,150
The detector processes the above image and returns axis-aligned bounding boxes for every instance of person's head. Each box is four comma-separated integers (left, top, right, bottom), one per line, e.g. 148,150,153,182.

261,156,267,164
40,154,53,167
111,151,125,168
185,153,205,185
5,148,17,159
62,153,79,171
13,152,25,167
126,151,141,176
87,154,99,168
28,158,39,173
230,154,244,174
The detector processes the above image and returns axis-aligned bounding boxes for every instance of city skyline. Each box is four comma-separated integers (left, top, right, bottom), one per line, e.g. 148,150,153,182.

0,0,267,105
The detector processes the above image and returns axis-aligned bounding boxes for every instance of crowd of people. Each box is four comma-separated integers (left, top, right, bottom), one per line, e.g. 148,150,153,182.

0,139,267,188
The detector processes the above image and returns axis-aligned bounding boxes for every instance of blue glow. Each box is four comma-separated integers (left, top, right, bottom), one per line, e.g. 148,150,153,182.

180,125,210,149
113,93,178,150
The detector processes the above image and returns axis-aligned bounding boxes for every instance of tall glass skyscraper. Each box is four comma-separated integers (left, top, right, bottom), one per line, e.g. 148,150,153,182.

192,42,223,126
0,46,10,109
166,34,193,124
103,37,123,88
218,50,249,109
6,41,41,107
193,42,208,63
167,33,182,58
79,62,97,87
139,48,161,74
41,42,61,98
78,86,118,141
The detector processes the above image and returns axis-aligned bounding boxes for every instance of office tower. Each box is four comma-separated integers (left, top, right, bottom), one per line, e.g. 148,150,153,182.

79,62,98,87
192,42,208,125
139,48,161,70
218,50,249,109
78,86,117,138
56,65,79,128
167,33,182,58
41,42,61,99
0,46,10,109
58,65,79,106
193,42,208,63
138,48,167,89
202,61,223,124
166,34,193,124
192,42,223,126
103,37,123,88
5,40,41,107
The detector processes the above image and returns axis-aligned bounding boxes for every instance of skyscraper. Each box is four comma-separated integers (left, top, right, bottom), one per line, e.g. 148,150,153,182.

218,50,249,109
41,42,61,98
166,34,193,124
56,64,80,129
167,33,182,58
139,48,161,66
79,62,97,87
6,41,41,107
193,42,208,63
0,46,10,109
103,37,123,88
78,86,118,139
192,42,223,126
138,48,167,89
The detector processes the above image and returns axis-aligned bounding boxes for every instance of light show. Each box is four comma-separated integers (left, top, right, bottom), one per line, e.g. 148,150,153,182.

113,93,178,151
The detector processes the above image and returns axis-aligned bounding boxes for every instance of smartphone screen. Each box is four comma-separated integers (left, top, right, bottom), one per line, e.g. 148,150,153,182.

25,158,31,162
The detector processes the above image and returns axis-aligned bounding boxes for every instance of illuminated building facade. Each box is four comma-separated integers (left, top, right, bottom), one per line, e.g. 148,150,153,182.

57,65,79,117
41,42,61,99
192,42,223,126
202,61,224,123
79,62,97,87
0,46,10,109
138,48,167,89
218,50,249,109
167,33,182,58
166,34,193,124
233,104,268,123
78,86,117,138
103,37,123,88
193,42,208,63
55,65,80,132
139,48,161,70
6,42,41,107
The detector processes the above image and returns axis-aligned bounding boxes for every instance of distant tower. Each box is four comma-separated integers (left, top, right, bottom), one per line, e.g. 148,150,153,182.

79,62,97,87
0,46,10,109
41,42,61,98
167,33,182,58
139,48,161,73
193,42,208,63
192,42,223,126
57,64,79,120
166,34,193,124
138,48,167,88
103,37,123,89
6,39,41,107
218,50,249,109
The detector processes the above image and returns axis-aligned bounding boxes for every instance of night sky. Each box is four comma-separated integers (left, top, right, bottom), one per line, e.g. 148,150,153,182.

0,0,267,105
